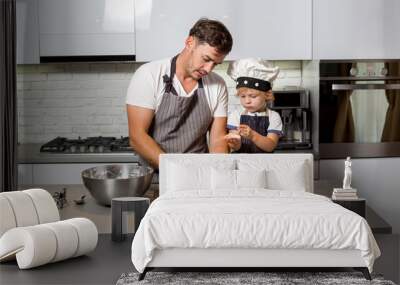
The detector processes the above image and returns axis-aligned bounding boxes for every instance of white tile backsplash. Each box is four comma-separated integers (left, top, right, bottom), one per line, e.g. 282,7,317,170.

47,73,73,81
17,60,303,143
17,73,47,82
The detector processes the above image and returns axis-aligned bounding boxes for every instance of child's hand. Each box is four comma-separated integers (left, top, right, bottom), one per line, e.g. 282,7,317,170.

239,124,254,140
224,132,241,151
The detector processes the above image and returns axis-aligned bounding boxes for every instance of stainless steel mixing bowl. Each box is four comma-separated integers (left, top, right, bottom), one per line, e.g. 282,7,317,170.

81,164,154,206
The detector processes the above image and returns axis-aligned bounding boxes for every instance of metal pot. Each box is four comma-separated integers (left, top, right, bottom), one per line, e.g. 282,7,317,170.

81,164,154,206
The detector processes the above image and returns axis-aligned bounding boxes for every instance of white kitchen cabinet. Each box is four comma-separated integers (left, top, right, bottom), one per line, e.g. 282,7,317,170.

16,0,40,64
31,163,139,185
18,164,33,185
313,0,400,59
38,0,135,57
32,163,102,184
135,0,312,61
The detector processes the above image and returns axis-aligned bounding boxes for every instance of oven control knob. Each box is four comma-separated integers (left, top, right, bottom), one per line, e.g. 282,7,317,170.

349,67,358,76
89,145,96,153
381,67,388,76
80,145,86,153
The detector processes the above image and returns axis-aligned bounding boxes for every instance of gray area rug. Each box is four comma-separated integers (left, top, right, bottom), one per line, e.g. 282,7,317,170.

116,271,396,285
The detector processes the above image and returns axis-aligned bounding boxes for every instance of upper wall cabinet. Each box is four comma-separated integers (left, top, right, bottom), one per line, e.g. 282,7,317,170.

16,0,40,64
38,0,135,58
313,0,400,59
135,0,312,61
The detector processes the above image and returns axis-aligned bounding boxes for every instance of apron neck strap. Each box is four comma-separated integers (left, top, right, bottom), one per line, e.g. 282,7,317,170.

163,54,204,94
162,55,179,94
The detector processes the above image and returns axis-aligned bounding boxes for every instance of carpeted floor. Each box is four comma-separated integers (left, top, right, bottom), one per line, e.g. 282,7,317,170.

116,271,396,285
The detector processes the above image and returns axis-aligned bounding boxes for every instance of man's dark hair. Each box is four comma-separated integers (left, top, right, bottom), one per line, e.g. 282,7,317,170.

189,18,233,54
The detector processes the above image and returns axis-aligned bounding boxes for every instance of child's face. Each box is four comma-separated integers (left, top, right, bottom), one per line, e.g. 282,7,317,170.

237,88,268,113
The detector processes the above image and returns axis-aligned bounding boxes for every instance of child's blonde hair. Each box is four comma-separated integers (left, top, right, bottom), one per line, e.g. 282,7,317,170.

236,87,270,98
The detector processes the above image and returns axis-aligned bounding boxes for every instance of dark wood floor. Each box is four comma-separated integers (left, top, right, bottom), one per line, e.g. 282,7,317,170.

0,234,134,285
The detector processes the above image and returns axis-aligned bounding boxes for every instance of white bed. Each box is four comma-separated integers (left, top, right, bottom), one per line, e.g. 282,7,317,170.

131,154,380,280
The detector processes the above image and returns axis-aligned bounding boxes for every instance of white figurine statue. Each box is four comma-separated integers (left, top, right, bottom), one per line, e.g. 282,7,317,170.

342,157,352,189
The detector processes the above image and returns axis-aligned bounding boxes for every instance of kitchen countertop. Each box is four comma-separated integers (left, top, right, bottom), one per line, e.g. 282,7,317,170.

18,143,318,164
18,143,140,164
17,183,159,233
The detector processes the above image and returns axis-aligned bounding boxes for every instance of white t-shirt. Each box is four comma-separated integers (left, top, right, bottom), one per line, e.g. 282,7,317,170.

227,107,283,136
126,57,228,117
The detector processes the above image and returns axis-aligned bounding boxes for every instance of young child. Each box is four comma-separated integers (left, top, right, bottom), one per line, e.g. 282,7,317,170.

225,58,283,153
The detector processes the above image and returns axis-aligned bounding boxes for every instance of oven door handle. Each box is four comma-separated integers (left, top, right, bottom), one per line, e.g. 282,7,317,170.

332,83,400,91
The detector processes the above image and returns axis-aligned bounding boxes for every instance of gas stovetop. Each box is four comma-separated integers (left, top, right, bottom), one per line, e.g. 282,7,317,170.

40,136,134,154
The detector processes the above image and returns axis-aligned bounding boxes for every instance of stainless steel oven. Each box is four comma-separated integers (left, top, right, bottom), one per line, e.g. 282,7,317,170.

319,60,400,158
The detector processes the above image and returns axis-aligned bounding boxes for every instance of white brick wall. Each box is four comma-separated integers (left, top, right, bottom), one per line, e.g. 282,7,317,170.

17,61,302,143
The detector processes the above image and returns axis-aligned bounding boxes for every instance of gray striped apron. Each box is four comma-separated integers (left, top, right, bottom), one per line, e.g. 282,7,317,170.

149,55,213,153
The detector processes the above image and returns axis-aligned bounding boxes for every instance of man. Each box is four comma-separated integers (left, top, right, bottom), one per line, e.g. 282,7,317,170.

126,18,233,168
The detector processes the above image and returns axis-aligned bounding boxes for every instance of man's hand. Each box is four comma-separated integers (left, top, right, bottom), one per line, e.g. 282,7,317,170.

224,131,241,151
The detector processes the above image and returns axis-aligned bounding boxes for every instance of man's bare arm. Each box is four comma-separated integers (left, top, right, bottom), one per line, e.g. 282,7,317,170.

126,105,164,168
209,117,229,153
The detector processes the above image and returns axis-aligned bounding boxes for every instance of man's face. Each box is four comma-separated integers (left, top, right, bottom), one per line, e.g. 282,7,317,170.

185,37,226,80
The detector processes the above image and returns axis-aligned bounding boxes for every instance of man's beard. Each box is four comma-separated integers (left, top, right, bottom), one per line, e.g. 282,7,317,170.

186,65,200,80
186,50,201,80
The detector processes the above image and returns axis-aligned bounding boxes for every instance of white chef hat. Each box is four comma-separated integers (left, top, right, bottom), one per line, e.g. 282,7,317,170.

227,58,279,91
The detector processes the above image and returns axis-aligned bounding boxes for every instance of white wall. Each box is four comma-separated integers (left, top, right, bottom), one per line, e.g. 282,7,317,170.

320,158,400,235
16,61,303,143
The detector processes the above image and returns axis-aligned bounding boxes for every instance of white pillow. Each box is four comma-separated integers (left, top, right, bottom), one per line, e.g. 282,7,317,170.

237,169,267,189
167,162,209,191
210,168,236,190
211,168,267,190
238,159,307,191
167,160,236,191
266,164,306,191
